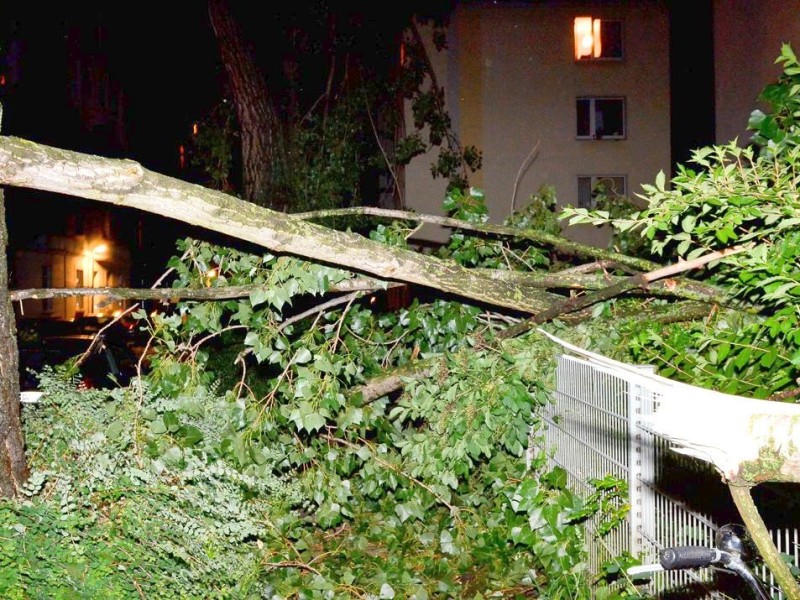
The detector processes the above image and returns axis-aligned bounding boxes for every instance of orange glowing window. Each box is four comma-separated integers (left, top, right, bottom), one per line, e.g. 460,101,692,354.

0,74,5,86
179,145,186,169
573,17,623,60
192,122,199,136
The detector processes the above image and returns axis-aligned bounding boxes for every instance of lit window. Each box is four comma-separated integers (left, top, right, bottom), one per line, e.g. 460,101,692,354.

577,175,626,209
576,97,625,139
574,17,623,60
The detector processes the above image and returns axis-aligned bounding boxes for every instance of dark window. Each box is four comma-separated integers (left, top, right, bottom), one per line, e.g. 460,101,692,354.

576,97,626,139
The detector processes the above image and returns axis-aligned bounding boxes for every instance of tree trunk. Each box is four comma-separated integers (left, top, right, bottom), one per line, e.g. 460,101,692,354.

0,137,559,315
208,0,280,207
0,189,28,496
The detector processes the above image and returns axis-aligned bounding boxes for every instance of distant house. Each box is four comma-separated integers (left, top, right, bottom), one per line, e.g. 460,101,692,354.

12,207,131,320
403,0,800,246
2,14,135,320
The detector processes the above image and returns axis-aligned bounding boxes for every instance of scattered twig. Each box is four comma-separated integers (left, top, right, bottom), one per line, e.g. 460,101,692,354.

364,93,402,207
498,244,752,339
278,291,364,333
510,140,540,215
263,560,322,578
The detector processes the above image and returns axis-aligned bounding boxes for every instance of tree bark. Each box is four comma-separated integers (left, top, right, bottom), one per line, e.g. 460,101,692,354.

0,137,560,315
0,189,28,496
208,0,280,207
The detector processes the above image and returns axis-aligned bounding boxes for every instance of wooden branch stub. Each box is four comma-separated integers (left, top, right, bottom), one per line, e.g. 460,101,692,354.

649,390,800,485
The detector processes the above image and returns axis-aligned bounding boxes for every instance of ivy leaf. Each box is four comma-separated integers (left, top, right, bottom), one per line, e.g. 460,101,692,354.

106,420,124,440
178,425,204,447
163,412,180,433
439,529,458,555
150,417,167,435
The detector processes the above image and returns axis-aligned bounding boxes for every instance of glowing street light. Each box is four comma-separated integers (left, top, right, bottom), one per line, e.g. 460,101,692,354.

87,243,109,315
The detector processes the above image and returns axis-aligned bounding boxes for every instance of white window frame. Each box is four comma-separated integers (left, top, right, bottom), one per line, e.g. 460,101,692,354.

576,96,626,140
577,175,627,209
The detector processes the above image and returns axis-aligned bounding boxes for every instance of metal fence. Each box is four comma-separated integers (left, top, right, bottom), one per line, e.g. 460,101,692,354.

540,350,800,598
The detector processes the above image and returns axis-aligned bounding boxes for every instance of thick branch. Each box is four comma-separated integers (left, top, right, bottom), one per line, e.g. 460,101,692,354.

729,484,800,599
0,189,27,496
291,206,661,272
9,279,401,304
476,267,742,308
0,137,552,314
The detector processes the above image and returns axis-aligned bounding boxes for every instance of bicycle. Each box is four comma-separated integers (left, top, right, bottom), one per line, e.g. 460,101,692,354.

626,523,770,599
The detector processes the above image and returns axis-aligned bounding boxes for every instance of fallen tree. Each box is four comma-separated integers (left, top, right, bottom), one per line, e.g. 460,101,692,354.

0,135,781,497
0,128,799,596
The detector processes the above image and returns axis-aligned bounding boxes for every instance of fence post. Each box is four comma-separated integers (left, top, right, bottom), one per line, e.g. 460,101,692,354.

627,367,655,557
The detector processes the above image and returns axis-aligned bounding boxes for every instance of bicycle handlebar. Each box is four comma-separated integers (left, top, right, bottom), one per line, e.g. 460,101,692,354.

627,546,770,600
660,546,724,570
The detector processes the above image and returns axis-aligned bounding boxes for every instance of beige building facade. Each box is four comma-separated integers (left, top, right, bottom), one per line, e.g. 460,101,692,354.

404,1,800,246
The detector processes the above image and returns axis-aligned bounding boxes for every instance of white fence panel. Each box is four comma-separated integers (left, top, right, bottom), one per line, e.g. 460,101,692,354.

542,350,799,599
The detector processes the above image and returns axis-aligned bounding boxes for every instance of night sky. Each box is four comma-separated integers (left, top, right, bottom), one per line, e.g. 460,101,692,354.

0,1,712,285
2,3,220,173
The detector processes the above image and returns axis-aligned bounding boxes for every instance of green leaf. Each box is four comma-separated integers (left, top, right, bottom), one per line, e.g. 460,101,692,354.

177,425,204,447
295,348,313,364
106,420,124,440
439,529,457,555
655,170,666,192
302,412,326,432
150,417,167,435
163,412,180,433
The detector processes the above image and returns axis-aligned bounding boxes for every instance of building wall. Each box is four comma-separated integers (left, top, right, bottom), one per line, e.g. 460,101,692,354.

13,232,130,320
713,0,800,146
404,1,671,246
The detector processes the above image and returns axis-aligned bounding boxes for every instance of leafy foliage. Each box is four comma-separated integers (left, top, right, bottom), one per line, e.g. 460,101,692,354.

561,46,800,399
2,303,619,597
190,12,481,212
4,182,634,597
392,21,482,192
748,43,800,154
22,28,800,600
437,187,560,271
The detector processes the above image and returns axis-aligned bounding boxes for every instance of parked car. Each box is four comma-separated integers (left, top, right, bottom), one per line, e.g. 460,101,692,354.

19,333,142,392
16,317,81,344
